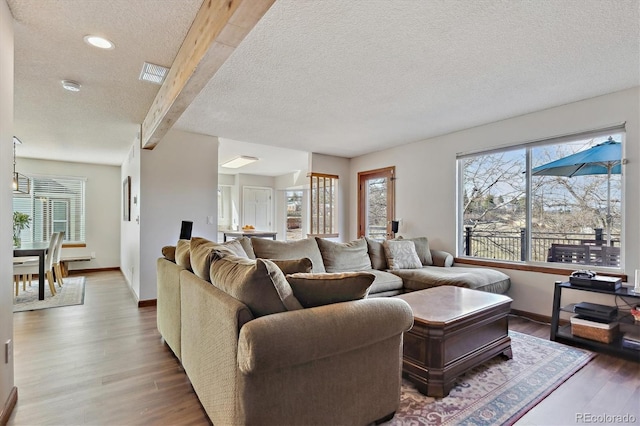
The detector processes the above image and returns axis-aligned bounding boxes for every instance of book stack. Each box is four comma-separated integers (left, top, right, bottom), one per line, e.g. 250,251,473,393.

622,330,640,351
570,316,619,343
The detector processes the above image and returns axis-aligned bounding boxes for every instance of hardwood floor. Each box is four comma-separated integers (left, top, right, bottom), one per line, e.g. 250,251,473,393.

7,271,640,425
8,270,209,425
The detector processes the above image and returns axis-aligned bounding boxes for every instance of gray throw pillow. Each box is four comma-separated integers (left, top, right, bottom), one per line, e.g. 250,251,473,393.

315,237,372,272
383,240,422,270
251,237,326,273
397,236,433,266
209,253,303,317
286,272,376,308
271,258,313,275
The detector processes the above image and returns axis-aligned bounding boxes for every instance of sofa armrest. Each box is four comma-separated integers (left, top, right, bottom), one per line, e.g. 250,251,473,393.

431,249,454,267
237,298,413,374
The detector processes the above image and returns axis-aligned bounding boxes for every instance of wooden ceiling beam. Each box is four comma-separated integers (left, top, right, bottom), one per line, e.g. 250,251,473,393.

141,0,275,150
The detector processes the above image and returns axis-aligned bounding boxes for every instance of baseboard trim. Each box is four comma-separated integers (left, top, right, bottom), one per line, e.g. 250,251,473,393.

138,299,157,308
510,309,552,324
67,267,120,275
0,386,18,426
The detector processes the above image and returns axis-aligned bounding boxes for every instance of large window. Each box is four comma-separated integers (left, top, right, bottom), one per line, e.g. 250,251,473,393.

458,127,624,269
13,174,86,244
309,173,338,238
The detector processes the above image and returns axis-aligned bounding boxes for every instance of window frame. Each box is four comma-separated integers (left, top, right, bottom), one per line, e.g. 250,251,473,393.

456,124,625,271
308,172,339,238
13,173,87,245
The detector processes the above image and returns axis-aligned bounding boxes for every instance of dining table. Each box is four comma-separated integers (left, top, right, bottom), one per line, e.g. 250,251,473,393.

13,241,50,300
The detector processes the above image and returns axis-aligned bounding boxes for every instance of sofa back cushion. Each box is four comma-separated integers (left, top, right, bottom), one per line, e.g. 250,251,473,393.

365,237,388,270
315,237,372,273
237,236,256,259
190,237,248,281
175,239,192,271
209,253,303,317
251,237,326,273
383,240,422,270
286,272,376,308
397,236,433,266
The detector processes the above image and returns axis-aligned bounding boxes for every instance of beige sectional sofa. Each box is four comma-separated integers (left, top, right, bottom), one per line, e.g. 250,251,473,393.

157,237,414,425
156,235,510,425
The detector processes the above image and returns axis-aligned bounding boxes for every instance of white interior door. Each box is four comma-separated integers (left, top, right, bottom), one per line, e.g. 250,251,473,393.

243,187,272,230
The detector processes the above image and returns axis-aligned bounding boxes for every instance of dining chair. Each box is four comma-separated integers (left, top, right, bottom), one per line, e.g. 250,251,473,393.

52,231,65,287
13,232,60,296
13,256,38,296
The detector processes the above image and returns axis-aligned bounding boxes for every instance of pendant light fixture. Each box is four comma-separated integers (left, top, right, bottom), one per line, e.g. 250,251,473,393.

12,136,30,194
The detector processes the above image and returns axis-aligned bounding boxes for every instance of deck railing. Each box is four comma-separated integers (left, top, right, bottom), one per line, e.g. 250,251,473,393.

463,227,620,266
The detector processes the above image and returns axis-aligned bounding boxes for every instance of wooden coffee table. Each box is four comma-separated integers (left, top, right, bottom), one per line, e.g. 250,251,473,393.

395,286,512,397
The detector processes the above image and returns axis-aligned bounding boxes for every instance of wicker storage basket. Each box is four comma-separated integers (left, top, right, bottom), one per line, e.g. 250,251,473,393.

571,317,619,343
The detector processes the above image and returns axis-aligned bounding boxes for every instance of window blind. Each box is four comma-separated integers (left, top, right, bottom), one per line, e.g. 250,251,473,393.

13,175,86,244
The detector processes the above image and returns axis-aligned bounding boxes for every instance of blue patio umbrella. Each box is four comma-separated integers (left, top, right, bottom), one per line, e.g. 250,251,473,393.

532,137,622,243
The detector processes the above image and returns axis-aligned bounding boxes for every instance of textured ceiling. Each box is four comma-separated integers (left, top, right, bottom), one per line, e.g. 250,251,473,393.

176,0,640,158
9,0,640,168
9,0,202,165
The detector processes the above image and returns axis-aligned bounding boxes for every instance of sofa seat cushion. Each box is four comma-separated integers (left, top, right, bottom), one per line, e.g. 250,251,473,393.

391,266,511,294
251,237,326,273
366,270,404,294
209,253,303,317
316,237,372,272
286,272,375,307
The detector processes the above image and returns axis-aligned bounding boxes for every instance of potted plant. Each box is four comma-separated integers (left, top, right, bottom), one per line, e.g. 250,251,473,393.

13,212,31,247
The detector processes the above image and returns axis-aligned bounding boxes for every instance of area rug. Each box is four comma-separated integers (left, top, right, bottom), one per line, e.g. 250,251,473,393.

13,276,86,312
385,331,595,426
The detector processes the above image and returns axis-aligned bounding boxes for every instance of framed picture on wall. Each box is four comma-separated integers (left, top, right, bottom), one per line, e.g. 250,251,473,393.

123,176,131,221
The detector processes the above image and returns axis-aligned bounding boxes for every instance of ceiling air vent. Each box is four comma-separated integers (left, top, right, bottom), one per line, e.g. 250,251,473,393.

139,62,169,85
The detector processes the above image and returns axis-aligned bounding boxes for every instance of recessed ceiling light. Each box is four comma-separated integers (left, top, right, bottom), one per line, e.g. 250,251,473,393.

221,156,259,168
61,80,81,92
83,35,114,50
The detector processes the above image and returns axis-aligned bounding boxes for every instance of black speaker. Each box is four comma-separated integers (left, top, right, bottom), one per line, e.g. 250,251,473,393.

391,220,399,234
179,221,193,240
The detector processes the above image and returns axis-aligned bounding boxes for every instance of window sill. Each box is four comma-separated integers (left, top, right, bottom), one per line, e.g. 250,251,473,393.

453,257,628,282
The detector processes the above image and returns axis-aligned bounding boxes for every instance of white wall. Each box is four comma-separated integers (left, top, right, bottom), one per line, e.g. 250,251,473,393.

310,153,351,240
350,87,640,316
121,143,141,295
17,158,121,271
137,130,218,301
0,0,14,411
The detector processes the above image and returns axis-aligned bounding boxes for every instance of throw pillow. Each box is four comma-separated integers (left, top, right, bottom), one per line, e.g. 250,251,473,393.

315,237,372,272
271,258,313,275
251,237,326,273
175,239,192,271
190,237,247,281
365,237,388,270
161,245,176,263
286,272,376,308
383,240,422,270
209,252,303,317
397,236,433,266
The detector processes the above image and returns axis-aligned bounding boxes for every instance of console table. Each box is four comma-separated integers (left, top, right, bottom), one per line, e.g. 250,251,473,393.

551,281,640,361
223,231,277,242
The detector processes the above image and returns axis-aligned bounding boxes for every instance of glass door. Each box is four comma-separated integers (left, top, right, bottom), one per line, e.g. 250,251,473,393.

357,167,395,240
